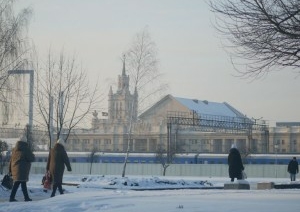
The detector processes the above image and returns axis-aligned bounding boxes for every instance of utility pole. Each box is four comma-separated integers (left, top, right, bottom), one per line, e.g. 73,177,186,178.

7,70,34,132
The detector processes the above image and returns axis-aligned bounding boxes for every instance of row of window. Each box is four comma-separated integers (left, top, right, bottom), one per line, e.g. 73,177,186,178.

69,139,298,147
275,139,297,145
65,138,298,153
68,139,112,145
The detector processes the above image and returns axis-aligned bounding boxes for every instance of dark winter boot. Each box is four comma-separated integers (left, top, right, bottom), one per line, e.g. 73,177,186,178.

9,181,20,202
51,183,58,197
21,182,32,202
58,183,64,195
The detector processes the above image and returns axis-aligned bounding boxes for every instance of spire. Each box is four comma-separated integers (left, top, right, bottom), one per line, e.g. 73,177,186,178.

109,86,113,96
122,54,126,76
118,57,129,92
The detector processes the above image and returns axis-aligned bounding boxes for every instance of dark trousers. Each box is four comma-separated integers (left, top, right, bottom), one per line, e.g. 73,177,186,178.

290,173,296,181
51,182,64,197
10,181,30,200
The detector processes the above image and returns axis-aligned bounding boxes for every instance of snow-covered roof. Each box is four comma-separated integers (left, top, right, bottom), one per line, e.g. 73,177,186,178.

174,97,246,118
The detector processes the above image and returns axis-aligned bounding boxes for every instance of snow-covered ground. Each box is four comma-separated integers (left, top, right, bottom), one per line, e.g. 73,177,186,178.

1,174,300,212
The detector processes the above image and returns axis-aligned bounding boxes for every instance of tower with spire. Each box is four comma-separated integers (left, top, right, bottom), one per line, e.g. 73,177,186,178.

108,58,138,124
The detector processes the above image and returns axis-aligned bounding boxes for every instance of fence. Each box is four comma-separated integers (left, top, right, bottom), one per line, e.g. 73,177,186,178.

30,162,289,179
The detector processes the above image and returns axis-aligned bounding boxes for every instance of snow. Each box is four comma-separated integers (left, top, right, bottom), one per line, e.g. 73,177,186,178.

174,97,241,117
1,174,300,212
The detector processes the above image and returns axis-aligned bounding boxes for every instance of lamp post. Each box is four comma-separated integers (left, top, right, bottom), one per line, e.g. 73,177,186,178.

7,70,34,131
167,122,171,163
274,144,279,178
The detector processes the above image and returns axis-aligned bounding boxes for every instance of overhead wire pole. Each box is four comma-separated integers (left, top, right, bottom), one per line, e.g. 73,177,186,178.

167,122,171,163
167,111,269,152
7,70,34,132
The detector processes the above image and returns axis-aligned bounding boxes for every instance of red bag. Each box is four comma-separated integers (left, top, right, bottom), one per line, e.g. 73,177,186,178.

42,171,52,190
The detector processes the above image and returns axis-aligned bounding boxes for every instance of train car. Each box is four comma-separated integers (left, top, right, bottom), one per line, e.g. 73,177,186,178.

33,152,160,164
176,154,228,164
177,153,300,165
32,151,300,165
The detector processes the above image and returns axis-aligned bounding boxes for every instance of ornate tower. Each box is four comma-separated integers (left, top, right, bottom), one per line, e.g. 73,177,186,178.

108,60,138,123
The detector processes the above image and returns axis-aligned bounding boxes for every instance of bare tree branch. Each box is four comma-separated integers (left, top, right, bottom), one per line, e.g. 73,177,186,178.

34,48,101,148
209,0,300,78
125,27,168,113
121,27,168,177
0,0,32,125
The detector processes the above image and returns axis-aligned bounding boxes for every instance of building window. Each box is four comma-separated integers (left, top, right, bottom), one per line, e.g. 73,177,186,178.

189,139,197,145
104,139,111,144
83,139,90,144
93,139,101,144
135,139,147,152
72,139,80,144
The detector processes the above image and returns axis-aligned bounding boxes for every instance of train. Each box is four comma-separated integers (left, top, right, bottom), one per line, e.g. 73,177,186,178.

32,152,300,165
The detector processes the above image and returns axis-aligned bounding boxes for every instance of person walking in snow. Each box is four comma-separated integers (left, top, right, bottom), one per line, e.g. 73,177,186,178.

46,138,72,197
228,143,244,182
287,157,299,181
9,136,35,202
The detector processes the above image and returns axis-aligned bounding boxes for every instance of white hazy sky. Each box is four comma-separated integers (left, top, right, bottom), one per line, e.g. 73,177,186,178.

18,0,300,127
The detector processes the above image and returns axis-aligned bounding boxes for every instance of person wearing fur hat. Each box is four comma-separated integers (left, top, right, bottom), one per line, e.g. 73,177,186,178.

46,138,72,197
228,143,244,182
9,136,35,202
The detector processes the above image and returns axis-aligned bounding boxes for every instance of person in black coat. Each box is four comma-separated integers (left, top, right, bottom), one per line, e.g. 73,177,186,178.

287,157,299,181
46,139,72,197
228,144,244,182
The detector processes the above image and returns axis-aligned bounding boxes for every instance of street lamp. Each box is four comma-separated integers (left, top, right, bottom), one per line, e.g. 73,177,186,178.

7,70,34,131
274,144,279,178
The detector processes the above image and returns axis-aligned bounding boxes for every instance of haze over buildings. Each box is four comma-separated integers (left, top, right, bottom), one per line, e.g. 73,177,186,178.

13,0,300,127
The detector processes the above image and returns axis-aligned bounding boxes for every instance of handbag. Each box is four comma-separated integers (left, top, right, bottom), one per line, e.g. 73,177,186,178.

42,171,52,190
1,174,13,190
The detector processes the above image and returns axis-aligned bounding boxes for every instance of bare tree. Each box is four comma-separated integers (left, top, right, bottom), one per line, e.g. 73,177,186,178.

89,147,98,175
0,0,32,124
125,27,168,113
34,49,100,149
240,147,252,164
0,140,9,174
121,28,168,177
209,0,300,79
155,144,175,176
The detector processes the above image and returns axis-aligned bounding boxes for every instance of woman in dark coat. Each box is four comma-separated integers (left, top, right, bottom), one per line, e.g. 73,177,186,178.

228,144,244,182
46,139,72,197
288,157,299,181
9,136,35,202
